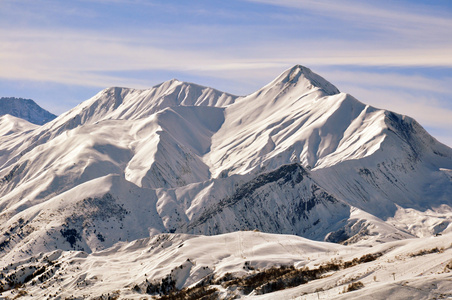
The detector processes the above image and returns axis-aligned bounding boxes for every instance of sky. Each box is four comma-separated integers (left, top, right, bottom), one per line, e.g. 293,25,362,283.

1,0,452,146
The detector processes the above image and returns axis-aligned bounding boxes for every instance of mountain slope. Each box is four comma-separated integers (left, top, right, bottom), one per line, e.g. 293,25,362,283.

1,231,451,299
0,114,37,136
45,79,237,135
0,97,56,125
0,65,451,266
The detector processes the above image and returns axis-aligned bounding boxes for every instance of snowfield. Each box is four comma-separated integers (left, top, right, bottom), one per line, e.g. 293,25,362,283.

0,65,451,298
0,231,451,299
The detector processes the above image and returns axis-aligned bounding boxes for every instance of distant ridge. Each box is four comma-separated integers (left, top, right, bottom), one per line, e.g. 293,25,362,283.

0,97,57,125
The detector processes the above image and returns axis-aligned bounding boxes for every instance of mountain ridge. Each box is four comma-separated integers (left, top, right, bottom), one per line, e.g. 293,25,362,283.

0,97,57,125
1,65,452,298
0,64,451,257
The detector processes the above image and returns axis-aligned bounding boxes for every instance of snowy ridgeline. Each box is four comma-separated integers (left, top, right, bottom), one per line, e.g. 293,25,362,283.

0,65,451,298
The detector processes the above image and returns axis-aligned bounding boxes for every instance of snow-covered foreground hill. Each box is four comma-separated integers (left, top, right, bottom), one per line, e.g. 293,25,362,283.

1,231,451,299
0,65,452,298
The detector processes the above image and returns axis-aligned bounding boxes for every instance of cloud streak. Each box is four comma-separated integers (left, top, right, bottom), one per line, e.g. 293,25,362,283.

2,27,452,92
246,0,452,30
2,0,452,89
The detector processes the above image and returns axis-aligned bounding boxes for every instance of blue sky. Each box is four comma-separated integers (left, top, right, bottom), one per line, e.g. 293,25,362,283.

1,0,452,146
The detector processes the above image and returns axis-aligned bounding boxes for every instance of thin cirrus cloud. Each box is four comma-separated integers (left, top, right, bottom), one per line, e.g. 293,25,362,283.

2,0,452,85
2,27,451,89
243,0,452,66
0,28,221,86
246,0,452,30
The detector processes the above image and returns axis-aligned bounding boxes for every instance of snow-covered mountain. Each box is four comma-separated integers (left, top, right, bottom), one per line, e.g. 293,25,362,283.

1,65,451,298
0,97,57,125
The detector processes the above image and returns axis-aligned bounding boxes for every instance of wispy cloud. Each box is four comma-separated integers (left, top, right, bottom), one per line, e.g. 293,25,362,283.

246,0,452,57
2,26,452,91
0,28,222,86
2,0,452,88
246,0,452,30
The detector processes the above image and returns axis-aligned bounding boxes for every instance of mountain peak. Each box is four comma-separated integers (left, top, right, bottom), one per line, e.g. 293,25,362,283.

0,97,57,125
269,65,340,96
